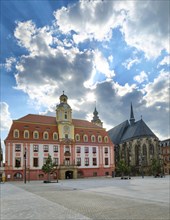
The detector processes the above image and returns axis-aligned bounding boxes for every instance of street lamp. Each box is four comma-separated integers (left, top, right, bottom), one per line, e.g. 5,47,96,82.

24,148,27,184
140,154,144,178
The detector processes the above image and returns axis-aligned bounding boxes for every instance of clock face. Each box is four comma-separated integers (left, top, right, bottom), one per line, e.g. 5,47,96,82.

63,125,70,133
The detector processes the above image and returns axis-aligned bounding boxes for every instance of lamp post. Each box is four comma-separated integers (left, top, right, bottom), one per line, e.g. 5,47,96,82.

24,148,27,184
141,154,144,178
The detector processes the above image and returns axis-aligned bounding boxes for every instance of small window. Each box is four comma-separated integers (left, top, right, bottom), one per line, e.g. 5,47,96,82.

85,147,89,154
64,112,67,119
53,158,58,165
15,158,21,167
76,147,81,153
104,136,108,143
15,144,21,152
53,145,58,152
33,158,39,167
43,158,47,164
76,158,81,166
91,135,96,142
43,145,49,152
93,158,97,166
75,134,80,142
24,130,29,139
83,135,88,142
98,135,102,143
43,132,49,140
13,129,19,138
105,158,109,165
92,147,96,154
33,145,39,152
85,158,89,166
105,147,108,154
53,132,58,140
33,131,39,139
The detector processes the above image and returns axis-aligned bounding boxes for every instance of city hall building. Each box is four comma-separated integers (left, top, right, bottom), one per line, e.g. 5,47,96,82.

5,92,115,181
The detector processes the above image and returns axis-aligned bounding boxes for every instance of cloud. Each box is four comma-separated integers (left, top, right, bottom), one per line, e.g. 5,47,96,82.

3,57,16,72
123,57,140,70
54,0,169,59
133,71,148,83
0,102,12,131
142,70,169,108
158,55,170,67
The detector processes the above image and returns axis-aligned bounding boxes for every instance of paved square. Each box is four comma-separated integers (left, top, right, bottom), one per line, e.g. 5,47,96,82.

1,176,170,220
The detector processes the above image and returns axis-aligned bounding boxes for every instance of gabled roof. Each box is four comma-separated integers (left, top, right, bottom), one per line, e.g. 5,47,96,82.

15,114,104,129
107,120,129,144
121,119,157,142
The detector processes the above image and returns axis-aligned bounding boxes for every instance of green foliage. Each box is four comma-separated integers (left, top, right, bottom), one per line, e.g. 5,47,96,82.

116,160,131,177
42,154,54,181
151,158,161,175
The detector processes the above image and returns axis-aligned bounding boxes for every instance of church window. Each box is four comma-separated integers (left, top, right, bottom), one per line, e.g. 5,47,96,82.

33,131,39,139
53,132,58,140
13,129,19,138
91,135,96,142
24,130,29,139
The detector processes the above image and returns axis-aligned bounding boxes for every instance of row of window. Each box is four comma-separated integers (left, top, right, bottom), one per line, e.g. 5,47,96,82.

13,129,109,143
15,144,109,154
15,157,109,168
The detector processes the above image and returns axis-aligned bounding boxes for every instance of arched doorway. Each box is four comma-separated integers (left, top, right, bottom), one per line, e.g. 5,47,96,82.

65,171,73,179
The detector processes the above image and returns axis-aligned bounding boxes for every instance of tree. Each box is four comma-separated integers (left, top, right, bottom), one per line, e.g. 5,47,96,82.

151,158,161,176
42,154,54,182
116,160,130,178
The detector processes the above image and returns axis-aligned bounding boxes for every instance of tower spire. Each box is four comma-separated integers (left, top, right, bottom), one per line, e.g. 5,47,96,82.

130,102,135,125
91,104,103,128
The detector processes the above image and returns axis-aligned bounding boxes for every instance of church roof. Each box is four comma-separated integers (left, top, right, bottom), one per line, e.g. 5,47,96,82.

108,120,129,145
121,119,157,142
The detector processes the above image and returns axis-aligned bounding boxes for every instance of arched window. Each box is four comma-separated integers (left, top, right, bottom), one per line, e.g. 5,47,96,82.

13,129,19,138
91,135,96,142
43,131,49,140
64,111,67,119
104,136,108,143
98,135,102,143
24,130,29,139
33,131,39,139
75,134,80,142
83,134,88,142
142,144,147,165
135,145,140,166
53,132,58,140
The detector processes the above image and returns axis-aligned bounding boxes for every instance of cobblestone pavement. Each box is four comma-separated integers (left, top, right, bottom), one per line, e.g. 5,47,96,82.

1,176,170,220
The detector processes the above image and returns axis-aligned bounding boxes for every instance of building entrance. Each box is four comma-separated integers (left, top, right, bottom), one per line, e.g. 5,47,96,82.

65,171,73,179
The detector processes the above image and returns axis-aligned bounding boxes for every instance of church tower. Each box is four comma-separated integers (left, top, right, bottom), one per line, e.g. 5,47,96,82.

130,102,135,125
56,91,74,141
91,106,103,128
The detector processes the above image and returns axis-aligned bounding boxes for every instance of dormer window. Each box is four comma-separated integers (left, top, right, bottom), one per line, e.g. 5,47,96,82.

83,135,88,142
13,129,19,138
33,131,39,139
24,130,29,139
43,131,49,140
53,132,58,140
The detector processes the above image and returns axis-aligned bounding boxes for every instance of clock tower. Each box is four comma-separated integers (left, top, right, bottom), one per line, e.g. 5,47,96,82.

56,91,74,141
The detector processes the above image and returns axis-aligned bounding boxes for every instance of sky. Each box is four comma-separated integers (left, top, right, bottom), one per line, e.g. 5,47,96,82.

1,0,170,155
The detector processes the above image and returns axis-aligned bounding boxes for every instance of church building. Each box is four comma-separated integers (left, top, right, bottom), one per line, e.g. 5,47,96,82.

108,103,160,176
5,92,115,181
